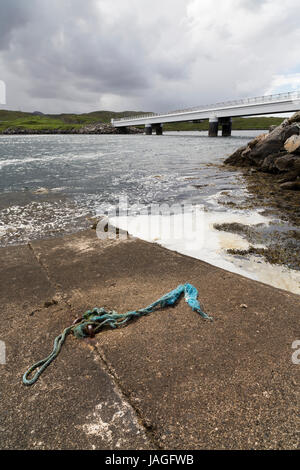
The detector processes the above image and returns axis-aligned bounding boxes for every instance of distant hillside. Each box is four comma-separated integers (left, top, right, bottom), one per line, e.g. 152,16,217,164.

0,109,285,133
0,110,147,133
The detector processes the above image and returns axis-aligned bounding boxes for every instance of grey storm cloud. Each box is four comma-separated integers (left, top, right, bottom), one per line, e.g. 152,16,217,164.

0,0,37,50
0,0,300,113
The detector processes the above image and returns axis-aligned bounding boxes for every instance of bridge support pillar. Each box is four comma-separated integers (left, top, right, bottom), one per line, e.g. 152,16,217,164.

208,117,219,137
153,123,163,135
145,124,152,135
220,117,232,137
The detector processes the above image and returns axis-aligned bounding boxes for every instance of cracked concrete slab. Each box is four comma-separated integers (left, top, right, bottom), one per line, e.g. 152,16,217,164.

0,239,152,449
1,229,299,449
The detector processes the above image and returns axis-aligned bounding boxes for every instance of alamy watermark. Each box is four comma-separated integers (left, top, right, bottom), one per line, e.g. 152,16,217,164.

0,80,6,104
291,340,300,365
0,340,6,365
95,196,206,249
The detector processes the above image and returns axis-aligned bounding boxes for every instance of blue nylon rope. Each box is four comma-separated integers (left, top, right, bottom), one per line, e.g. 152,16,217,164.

23,283,212,385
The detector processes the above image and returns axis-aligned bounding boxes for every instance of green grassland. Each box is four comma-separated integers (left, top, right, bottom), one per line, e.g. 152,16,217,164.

0,110,145,132
0,109,285,133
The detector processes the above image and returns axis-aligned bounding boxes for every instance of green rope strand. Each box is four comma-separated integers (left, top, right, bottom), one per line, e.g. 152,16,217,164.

23,283,212,385
23,326,73,385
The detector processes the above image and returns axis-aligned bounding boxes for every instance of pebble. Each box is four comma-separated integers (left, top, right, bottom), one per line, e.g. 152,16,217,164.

33,187,49,194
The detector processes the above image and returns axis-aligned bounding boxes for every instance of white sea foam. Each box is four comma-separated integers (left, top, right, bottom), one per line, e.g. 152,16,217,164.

1,132,299,294
110,208,300,295
0,151,104,169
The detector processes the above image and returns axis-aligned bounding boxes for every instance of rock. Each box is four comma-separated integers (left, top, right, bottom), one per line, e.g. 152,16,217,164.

281,118,290,127
284,135,300,154
33,187,49,194
225,111,300,169
77,123,118,134
224,145,248,166
261,153,282,173
280,181,300,190
274,154,300,173
286,111,300,124
268,122,298,141
1,122,143,135
77,123,143,135
248,133,267,149
249,124,300,164
278,170,300,183
44,298,58,308
269,125,277,133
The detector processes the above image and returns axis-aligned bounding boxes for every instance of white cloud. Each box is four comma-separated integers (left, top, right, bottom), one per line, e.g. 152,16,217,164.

266,73,300,94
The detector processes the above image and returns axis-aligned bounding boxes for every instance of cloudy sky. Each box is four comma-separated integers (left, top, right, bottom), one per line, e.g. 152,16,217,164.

0,0,300,114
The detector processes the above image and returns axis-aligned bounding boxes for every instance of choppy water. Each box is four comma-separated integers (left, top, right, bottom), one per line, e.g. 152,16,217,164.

0,131,299,293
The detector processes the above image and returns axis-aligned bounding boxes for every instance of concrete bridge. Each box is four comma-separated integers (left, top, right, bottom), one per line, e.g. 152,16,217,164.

111,91,300,136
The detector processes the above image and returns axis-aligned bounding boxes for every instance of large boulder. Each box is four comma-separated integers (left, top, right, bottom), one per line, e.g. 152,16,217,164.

284,135,300,154
225,134,267,166
261,153,283,173
224,145,248,166
248,123,300,163
286,111,300,125
248,133,267,148
274,154,300,172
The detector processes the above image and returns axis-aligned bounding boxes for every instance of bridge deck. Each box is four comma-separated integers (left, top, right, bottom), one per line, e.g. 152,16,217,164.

112,91,300,127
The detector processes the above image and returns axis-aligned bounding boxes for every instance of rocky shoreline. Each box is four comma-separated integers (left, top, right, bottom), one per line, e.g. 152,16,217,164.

0,123,143,135
225,111,300,191
220,113,300,272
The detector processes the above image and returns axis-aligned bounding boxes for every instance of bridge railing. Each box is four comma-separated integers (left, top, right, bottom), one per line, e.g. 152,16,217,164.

113,90,300,123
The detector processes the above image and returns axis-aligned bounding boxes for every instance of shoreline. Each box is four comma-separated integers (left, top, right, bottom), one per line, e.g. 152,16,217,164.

0,124,143,135
212,164,300,284
110,210,300,295
0,172,298,295
218,113,300,280
0,127,282,135
1,189,299,294
0,228,299,449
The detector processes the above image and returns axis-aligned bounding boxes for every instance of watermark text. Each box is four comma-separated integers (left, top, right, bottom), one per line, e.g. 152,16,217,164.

292,340,300,364
0,341,6,365
0,80,6,104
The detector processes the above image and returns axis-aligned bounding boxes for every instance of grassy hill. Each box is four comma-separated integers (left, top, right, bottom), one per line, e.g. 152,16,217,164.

0,109,285,133
0,110,147,133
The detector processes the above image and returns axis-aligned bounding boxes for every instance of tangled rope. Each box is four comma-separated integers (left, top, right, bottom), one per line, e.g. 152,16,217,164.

23,283,212,385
